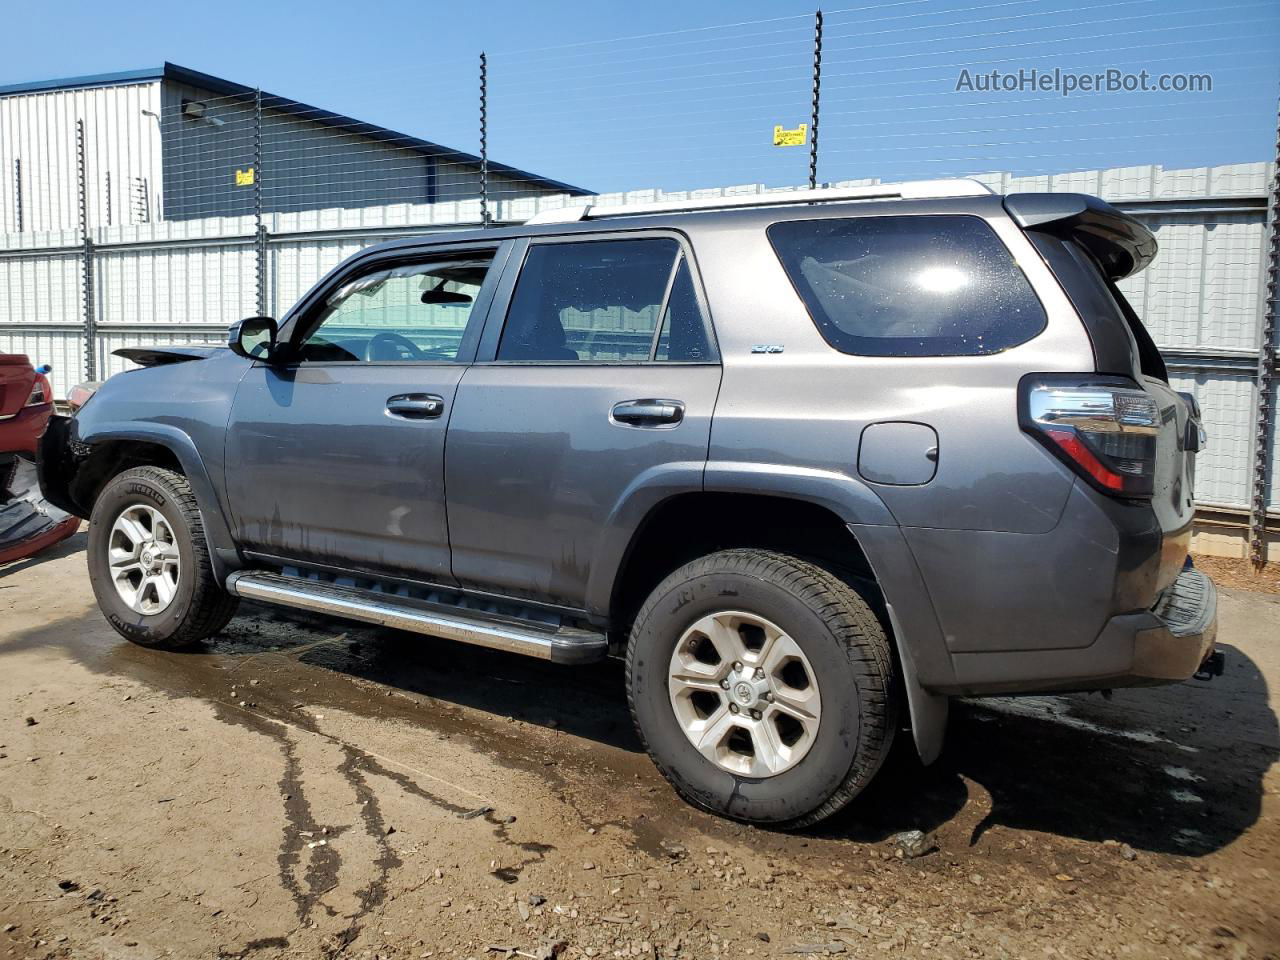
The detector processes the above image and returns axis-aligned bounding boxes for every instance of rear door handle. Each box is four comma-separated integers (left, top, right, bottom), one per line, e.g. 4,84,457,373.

610,399,685,428
386,393,445,420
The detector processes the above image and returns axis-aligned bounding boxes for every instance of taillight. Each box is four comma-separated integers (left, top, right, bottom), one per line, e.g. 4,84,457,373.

24,373,51,407
67,382,98,413
1019,374,1160,498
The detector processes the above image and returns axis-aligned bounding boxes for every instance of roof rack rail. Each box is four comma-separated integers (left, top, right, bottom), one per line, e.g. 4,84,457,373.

524,178,993,225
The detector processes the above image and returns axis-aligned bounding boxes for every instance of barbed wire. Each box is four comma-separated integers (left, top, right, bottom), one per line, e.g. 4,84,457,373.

0,0,1276,232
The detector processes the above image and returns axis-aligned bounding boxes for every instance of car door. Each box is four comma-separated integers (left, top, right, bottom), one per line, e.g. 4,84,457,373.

223,242,508,581
445,232,722,614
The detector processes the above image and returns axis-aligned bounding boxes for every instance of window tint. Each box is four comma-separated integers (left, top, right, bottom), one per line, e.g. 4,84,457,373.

297,256,491,362
655,259,712,362
498,238,700,363
768,215,1046,357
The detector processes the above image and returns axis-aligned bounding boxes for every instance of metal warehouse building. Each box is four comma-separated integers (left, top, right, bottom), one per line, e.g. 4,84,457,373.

0,62,587,232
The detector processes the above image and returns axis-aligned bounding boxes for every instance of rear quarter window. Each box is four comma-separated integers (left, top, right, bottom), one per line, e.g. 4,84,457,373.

768,214,1046,357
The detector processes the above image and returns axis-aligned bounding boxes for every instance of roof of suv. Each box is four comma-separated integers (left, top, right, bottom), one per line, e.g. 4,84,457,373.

363,181,1013,258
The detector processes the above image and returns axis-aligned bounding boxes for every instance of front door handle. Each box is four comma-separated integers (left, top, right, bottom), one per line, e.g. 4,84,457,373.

610,399,685,428
386,393,445,420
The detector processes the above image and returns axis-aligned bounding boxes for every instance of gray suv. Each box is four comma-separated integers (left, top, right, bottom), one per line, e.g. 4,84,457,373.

40,179,1218,828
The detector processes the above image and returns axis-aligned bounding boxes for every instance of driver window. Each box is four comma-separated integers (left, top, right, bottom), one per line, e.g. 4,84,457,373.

297,255,492,362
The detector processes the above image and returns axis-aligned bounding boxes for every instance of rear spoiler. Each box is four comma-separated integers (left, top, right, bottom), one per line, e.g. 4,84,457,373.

113,344,223,367
1002,193,1157,280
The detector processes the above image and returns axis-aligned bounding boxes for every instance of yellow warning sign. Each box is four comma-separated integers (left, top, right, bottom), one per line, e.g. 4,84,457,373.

235,167,255,187
773,123,808,147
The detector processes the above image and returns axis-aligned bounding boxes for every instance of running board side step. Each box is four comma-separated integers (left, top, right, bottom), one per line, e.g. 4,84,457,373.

225,571,608,665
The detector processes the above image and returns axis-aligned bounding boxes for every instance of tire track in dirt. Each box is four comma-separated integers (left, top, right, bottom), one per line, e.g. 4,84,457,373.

211,700,563,958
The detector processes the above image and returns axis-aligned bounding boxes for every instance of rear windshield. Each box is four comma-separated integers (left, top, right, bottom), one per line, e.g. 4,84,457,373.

768,215,1046,357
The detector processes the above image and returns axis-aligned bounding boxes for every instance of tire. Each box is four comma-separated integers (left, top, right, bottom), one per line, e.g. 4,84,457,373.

87,466,238,649
626,548,898,829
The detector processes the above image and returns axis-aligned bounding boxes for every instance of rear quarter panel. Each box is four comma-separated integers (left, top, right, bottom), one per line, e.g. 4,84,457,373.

690,201,1116,666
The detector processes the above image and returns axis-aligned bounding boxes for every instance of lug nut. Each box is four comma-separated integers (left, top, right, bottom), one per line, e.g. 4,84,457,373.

720,679,730,690
764,692,774,702
733,661,744,672
729,703,740,714
754,668,765,680
749,709,762,720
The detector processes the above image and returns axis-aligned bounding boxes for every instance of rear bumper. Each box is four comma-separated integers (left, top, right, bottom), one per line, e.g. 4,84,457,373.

0,455,80,565
942,566,1218,695
1129,566,1217,682
0,401,52,457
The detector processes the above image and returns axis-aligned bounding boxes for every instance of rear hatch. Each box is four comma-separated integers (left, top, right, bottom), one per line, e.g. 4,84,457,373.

1006,194,1200,595
0,354,36,419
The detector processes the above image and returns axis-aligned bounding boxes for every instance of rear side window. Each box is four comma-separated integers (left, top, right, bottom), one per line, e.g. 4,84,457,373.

768,215,1046,357
497,238,711,363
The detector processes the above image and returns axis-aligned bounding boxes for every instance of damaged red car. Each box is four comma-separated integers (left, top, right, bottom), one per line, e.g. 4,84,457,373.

1,354,80,565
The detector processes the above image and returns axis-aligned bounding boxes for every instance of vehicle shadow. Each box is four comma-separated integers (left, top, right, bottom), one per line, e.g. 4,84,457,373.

262,610,1276,857
815,642,1277,856
4,596,1273,860
267,607,644,753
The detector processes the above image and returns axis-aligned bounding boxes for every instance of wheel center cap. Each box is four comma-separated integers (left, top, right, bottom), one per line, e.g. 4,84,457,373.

729,668,770,709
140,548,155,570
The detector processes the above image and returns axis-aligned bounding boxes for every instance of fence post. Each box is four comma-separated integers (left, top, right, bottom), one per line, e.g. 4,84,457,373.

254,87,268,316
12,159,22,233
76,119,96,382
809,9,823,191
1250,104,1280,568
480,51,489,227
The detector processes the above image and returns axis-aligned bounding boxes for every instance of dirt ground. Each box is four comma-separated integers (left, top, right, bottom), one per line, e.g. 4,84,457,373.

1187,556,1280,596
1,534,1277,960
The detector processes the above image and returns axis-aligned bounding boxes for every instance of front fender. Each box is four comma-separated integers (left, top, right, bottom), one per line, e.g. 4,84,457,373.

76,419,240,582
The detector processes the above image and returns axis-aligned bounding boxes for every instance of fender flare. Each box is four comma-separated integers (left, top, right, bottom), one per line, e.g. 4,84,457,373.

76,421,240,582
583,461,707,619
848,521,955,765
584,459,900,617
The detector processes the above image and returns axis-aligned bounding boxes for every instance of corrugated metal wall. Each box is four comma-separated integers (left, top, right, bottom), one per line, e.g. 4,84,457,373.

1,77,563,232
0,80,164,233
0,162,1275,527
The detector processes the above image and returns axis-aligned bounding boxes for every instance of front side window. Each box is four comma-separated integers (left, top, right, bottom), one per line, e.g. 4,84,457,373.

768,215,1046,357
497,238,711,363
297,255,492,362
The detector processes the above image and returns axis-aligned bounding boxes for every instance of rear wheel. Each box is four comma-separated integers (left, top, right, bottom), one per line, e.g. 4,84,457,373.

87,466,237,649
626,548,898,828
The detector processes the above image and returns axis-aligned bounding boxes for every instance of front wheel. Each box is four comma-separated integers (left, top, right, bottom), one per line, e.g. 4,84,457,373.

87,466,238,649
625,549,898,829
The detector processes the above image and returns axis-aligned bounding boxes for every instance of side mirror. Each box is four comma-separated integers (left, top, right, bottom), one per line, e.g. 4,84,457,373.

229,316,278,361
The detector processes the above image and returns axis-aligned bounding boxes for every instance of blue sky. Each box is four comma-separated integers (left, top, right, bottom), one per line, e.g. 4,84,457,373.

5,0,1278,194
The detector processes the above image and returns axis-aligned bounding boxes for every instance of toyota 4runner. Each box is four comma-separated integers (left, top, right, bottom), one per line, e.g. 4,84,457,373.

39,179,1218,828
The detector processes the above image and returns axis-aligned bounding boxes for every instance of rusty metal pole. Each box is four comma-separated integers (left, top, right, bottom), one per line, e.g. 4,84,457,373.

808,9,823,190
76,119,96,382
254,87,267,316
1249,102,1280,568
480,51,490,227
13,159,23,233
